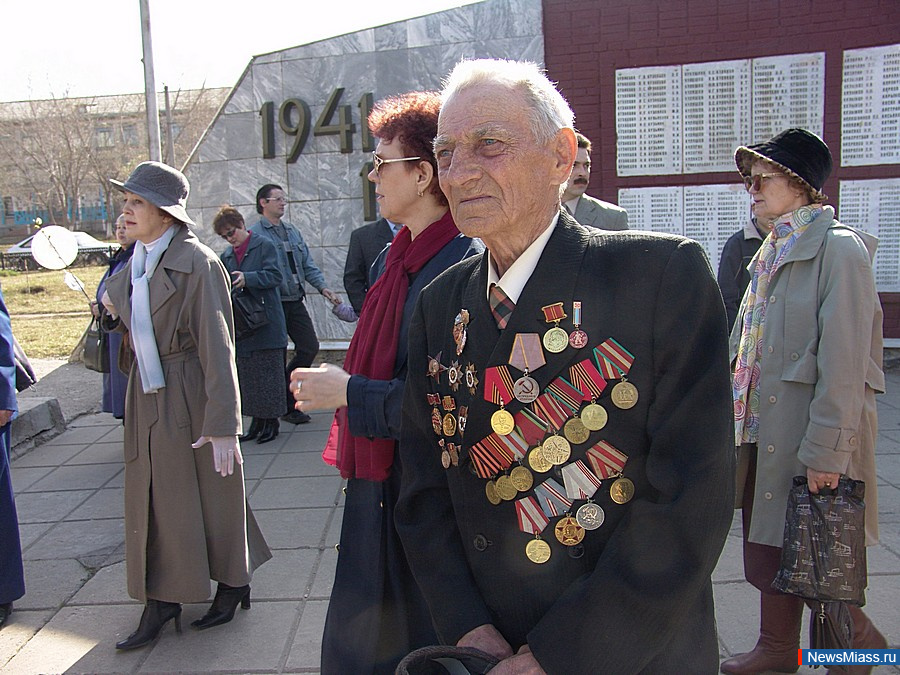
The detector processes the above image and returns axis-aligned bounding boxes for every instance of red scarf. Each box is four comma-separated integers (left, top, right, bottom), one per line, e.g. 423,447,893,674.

326,210,459,480
233,230,252,265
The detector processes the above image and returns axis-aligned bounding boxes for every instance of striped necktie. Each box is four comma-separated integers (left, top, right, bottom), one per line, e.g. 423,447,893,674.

489,283,515,330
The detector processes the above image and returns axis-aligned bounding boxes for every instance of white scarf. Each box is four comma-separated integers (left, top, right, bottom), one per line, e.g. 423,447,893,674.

130,225,179,393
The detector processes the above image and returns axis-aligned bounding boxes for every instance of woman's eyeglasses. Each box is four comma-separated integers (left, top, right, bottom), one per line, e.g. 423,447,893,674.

743,172,784,191
220,228,239,240
372,152,422,176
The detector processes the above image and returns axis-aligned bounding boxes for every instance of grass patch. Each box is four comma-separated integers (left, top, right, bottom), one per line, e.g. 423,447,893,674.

1,266,108,358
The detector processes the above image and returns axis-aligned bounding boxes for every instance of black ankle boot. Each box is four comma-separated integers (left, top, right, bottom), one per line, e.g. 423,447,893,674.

239,418,261,442
0,603,12,630
191,583,251,630
115,599,182,650
256,418,279,444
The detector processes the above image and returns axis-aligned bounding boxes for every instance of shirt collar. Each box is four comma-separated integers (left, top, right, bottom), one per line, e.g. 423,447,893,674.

486,212,560,304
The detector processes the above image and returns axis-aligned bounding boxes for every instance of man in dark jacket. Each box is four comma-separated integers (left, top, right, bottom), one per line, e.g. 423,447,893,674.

717,214,773,330
342,217,397,314
395,59,734,674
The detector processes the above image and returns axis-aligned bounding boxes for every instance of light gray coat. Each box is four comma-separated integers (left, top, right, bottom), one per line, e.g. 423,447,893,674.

107,225,271,603
573,194,629,231
730,206,883,547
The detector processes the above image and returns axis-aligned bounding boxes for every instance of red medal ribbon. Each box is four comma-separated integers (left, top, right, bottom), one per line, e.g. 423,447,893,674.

516,496,550,535
515,407,549,445
541,302,567,324
482,365,514,406
484,431,523,463
585,439,628,479
546,376,582,414
493,427,528,460
427,393,441,406
533,392,569,431
509,333,546,373
569,359,607,400
469,439,507,478
594,338,635,377
442,395,456,411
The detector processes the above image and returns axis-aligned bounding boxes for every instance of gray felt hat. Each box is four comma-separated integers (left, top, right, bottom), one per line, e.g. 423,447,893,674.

110,161,195,226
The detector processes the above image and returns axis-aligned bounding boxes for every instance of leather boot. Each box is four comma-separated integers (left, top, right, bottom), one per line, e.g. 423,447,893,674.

256,418,279,444
0,603,12,630
239,418,261,442
191,583,251,630
721,592,803,674
115,599,182,650
827,605,887,675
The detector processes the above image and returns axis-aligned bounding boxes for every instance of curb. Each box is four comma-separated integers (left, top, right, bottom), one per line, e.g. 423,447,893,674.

10,396,66,458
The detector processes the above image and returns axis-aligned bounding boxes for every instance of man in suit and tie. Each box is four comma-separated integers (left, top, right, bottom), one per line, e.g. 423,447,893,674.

395,59,734,674
561,132,628,231
342,217,397,315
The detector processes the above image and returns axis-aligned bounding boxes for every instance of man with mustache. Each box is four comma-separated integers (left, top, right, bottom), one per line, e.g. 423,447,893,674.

561,132,628,231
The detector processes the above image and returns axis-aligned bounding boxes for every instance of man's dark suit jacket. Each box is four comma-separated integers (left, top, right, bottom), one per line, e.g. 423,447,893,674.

396,212,734,674
343,218,394,313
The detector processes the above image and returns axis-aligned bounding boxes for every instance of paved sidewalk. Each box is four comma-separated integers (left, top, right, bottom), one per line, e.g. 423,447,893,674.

1,371,897,674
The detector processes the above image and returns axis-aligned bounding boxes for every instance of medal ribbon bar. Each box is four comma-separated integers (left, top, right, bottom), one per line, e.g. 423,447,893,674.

546,376,582,414
594,338,635,377
484,431,523,463
533,477,573,518
533,392,569,432
487,428,528,460
561,460,602,500
483,365,514,406
516,496,550,535
585,440,628,479
541,302,567,323
515,407,549,445
470,440,508,478
509,333,546,373
572,301,582,326
570,359,607,400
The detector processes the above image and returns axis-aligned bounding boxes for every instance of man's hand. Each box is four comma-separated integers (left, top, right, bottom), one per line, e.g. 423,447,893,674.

491,646,547,675
321,288,342,306
291,363,350,411
457,624,514,661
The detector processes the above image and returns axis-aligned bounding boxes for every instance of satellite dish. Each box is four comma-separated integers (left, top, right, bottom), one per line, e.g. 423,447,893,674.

31,226,78,270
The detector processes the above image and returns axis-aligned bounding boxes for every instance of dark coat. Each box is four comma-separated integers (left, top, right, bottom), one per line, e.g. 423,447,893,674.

220,232,287,356
98,245,134,418
343,218,395,314
396,213,734,674
0,288,24,605
322,233,482,675
717,220,764,331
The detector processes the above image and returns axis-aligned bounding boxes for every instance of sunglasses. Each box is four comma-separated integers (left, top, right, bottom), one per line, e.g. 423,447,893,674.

742,172,785,191
372,152,422,176
220,228,240,240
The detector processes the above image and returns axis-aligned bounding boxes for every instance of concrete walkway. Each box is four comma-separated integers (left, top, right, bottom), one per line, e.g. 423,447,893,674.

1,364,897,674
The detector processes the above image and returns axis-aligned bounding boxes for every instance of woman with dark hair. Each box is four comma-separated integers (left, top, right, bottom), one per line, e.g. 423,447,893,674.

93,214,135,419
102,162,270,650
291,91,482,674
214,205,287,444
722,129,885,675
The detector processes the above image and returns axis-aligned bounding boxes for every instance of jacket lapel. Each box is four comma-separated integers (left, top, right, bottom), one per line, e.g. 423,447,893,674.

149,227,194,317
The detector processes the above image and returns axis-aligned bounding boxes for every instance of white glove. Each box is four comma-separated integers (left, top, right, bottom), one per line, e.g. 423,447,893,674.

192,435,243,477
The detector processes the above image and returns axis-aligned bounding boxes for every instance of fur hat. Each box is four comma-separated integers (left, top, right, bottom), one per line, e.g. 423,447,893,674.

734,128,833,201
110,161,194,226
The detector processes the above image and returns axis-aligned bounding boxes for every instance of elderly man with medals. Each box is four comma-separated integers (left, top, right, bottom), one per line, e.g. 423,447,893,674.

395,59,735,674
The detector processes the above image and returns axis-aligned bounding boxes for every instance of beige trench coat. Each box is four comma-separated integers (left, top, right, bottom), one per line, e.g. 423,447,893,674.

730,206,883,548
107,226,271,603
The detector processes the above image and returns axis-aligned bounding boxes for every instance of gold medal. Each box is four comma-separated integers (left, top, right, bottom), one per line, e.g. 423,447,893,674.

513,375,539,404
576,502,605,530
610,476,635,504
442,413,457,437
542,326,569,353
554,515,585,546
490,408,515,435
485,480,501,505
510,465,534,492
441,449,451,469
525,537,551,564
541,435,572,465
495,475,517,501
580,402,608,431
611,381,639,409
528,446,553,473
563,417,590,445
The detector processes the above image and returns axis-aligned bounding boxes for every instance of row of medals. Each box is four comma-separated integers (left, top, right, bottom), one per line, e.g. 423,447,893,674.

489,378,638,564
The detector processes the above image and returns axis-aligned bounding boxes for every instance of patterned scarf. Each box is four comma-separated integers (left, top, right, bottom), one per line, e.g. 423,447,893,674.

733,205,822,445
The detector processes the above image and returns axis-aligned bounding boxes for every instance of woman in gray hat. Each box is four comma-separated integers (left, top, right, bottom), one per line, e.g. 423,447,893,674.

723,129,885,674
102,161,271,650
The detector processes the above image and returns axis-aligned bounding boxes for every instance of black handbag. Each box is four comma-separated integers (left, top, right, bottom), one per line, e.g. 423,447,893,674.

772,476,867,606
809,599,854,652
395,645,499,675
231,287,269,339
13,335,36,391
83,316,110,373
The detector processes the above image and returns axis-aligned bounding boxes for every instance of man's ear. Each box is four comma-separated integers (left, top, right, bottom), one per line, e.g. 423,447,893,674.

551,128,577,185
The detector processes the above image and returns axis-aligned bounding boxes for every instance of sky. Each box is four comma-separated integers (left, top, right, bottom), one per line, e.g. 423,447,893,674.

0,0,476,102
